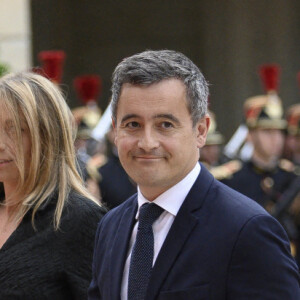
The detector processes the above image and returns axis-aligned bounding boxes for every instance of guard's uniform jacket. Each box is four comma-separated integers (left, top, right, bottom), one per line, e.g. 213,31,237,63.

97,154,137,209
219,159,299,260
220,159,296,209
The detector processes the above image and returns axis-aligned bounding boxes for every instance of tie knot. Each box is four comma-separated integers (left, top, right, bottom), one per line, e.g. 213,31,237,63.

138,203,164,229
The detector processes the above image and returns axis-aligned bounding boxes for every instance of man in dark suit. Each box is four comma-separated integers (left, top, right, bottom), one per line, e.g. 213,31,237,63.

88,50,300,300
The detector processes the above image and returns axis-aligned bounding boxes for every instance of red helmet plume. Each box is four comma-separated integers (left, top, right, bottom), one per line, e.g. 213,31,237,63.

73,75,102,104
38,50,66,83
259,64,280,93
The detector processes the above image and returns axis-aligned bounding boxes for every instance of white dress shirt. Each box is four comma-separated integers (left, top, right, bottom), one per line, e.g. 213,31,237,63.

120,162,201,300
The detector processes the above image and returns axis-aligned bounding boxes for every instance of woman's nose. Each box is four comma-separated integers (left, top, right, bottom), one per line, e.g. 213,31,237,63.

0,132,7,151
0,142,6,151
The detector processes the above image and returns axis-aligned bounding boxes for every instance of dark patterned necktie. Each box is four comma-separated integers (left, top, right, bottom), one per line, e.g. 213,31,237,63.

128,203,164,300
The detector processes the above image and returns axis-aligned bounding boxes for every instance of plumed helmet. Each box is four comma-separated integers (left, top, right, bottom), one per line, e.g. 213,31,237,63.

72,74,103,139
244,64,286,130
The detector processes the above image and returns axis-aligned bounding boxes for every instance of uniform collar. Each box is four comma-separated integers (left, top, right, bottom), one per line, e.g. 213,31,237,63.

248,160,278,174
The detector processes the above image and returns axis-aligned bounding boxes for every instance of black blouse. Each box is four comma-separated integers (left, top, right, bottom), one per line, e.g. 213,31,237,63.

0,191,105,299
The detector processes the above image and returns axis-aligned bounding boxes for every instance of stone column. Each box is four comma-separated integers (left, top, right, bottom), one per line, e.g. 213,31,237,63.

0,0,31,72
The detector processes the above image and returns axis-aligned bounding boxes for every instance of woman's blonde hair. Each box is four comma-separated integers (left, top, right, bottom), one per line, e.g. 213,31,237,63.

0,72,99,229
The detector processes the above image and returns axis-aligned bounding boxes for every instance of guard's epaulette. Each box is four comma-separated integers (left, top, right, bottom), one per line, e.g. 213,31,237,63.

278,159,295,173
210,160,242,180
86,153,107,182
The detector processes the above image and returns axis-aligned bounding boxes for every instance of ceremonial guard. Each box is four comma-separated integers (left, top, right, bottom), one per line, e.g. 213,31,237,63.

220,65,299,259
72,75,106,183
72,75,103,158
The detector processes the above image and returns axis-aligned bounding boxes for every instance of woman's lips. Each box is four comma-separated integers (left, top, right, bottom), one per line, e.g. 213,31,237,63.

0,159,13,165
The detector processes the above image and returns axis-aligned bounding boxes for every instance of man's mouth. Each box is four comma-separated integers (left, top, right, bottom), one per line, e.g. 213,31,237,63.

136,156,159,159
134,156,163,161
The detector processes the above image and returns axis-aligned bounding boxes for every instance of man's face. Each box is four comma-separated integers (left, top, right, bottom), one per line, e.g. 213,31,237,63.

249,128,284,161
113,79,209,200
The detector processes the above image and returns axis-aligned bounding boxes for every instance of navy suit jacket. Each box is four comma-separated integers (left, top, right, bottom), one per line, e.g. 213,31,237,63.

88,165,300,299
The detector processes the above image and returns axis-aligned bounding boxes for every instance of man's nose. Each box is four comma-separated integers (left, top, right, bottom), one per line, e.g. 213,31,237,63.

137,128,159,151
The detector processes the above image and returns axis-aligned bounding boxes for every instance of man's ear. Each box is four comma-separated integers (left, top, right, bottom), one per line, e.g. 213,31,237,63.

111,117,118,146
196,115,210,149
111,117,116,129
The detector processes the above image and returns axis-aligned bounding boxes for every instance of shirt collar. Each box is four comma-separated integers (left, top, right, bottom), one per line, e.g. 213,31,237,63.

136,162,201,219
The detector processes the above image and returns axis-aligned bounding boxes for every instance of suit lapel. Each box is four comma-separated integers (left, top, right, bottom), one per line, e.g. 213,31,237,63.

110,197,138,300
145,165,214,300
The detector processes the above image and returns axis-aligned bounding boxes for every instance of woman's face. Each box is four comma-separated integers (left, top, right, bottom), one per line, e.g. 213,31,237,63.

0,102,31,187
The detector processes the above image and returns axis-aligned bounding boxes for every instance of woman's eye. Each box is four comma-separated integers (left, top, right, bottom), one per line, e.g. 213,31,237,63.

6,126,16,134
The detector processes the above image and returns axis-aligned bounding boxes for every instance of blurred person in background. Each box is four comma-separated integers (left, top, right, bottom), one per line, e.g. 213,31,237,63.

221,65,297,206
221,89,299,259
221,93,293,206
285,104,300,169
0,72,105,299
284,103,300,266
86,126,137,209
72,75,104,181
72,105,106,182
200,110,224,168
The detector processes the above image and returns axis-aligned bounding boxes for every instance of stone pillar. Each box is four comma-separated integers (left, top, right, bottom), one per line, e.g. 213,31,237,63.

0,0,31,72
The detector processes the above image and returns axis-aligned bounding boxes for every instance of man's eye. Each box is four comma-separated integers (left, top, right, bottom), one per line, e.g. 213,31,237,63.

127,121,140,128
161,122,174,129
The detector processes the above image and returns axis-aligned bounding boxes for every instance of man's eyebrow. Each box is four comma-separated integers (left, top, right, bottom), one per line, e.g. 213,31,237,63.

120,114,140,123
154,114,180,124
120,113,181,125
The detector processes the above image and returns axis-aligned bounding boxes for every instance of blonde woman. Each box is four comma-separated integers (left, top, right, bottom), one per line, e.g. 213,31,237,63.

0,72,105,299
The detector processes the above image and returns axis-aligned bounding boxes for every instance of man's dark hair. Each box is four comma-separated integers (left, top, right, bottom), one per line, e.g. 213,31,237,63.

111,50,209,126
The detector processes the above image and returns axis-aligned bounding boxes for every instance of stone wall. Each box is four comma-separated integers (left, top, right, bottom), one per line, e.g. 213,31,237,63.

30,0,300,140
